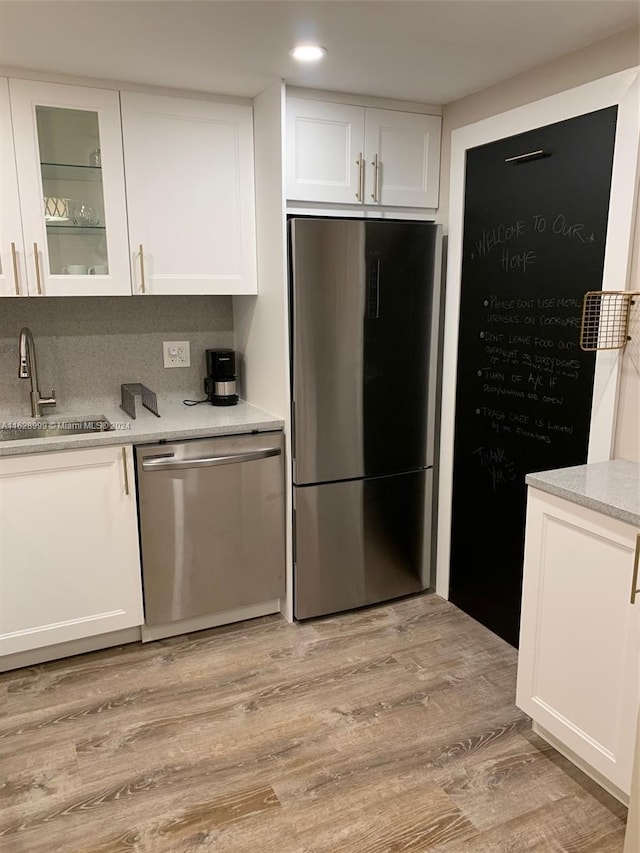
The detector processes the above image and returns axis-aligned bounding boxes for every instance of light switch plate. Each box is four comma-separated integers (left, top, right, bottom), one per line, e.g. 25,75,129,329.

163,340,191,368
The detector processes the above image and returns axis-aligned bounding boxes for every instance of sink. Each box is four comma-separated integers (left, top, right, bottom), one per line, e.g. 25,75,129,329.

0,415,113,442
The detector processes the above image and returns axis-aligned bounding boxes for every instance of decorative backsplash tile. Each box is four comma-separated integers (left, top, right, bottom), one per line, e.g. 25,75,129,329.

0,296,234,412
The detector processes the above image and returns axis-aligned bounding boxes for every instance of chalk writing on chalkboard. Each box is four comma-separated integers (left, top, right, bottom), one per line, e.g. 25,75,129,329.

468,213,598,272
451,105,617,647
462,230,595,446
466,224,603,397
473,446,517,491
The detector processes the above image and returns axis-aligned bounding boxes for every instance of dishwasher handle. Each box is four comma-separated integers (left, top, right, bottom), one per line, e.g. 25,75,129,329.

141,446,281,472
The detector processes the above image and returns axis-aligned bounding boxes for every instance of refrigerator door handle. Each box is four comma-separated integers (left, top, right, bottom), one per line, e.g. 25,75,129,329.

291,398,298,482
291,398,296,456
367,252,381,319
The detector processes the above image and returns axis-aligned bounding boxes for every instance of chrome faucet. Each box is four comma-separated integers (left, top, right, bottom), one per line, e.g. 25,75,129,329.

18,327,56,418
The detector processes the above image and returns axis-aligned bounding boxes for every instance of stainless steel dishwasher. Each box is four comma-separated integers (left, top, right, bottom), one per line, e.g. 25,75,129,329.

135,431,285,626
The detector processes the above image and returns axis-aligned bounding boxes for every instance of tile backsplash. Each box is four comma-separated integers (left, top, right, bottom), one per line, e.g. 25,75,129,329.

0,296,233,412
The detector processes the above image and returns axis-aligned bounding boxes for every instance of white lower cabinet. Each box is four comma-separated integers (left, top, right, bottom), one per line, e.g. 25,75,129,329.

517,487,640,799
0,445,143,656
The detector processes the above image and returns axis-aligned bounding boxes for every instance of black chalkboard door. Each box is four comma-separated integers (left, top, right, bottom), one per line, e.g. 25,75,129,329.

450,107,617,647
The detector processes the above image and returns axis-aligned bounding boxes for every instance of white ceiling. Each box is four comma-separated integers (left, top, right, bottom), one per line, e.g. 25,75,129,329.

0,1,638,105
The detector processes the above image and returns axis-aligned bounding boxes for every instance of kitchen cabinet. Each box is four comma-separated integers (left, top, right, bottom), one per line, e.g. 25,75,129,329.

286,99,365,204
9,78,131,296
364,108,442,208
516,487,640,799
286,98,441,208
0,78,28,296
0,445,143,656
121,92,257,295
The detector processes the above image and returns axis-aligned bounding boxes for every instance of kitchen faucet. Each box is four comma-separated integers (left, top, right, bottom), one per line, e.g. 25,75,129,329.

18,327,56,418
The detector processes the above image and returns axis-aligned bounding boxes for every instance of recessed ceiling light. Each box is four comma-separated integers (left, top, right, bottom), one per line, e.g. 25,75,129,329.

290,45,327,63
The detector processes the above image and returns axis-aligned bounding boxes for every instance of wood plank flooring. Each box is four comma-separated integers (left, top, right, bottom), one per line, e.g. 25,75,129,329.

0,594,628,852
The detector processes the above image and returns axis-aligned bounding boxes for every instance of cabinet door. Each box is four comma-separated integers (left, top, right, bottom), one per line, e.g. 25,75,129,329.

286,99,365,203
9,79,131,296
364,109,441,208
517,489,640,796
0,78,27,296
0,445,143,656
121,92,257,295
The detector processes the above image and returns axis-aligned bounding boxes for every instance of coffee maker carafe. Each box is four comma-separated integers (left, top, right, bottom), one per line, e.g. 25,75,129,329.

204,349,238,406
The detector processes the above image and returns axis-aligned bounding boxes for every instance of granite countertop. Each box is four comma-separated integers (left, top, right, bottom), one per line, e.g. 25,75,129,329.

0,395,284,457
526,460,640,527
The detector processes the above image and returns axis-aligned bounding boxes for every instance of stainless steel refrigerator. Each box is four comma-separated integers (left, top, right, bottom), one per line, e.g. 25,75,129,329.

290,217,442,619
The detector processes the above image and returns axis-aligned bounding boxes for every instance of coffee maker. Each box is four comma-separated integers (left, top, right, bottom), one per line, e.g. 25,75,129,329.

204,349,238,406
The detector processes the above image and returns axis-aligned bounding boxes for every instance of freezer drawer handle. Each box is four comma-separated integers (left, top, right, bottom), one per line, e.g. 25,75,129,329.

631,534,640,605
142,447,281,472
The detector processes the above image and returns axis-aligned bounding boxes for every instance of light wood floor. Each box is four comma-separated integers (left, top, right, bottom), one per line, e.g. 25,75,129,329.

0,594,628,852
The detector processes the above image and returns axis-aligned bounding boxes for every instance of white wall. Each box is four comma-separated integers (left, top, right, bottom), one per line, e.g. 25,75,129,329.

233,81,295,621
438,26,640,462
233,82,288,419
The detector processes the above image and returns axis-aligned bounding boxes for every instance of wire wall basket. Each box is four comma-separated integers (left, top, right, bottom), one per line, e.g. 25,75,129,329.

580,291,639,352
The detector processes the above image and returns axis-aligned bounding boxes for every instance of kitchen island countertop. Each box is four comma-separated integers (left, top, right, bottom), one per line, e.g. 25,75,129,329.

526,459,640,527
0,396,284,457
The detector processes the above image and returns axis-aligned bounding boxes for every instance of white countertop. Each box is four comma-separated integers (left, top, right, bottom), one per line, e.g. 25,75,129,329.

526,460,640,527
0,395,284,457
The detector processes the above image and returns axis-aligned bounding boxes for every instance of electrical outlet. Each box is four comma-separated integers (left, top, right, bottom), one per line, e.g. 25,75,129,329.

163,341,191,368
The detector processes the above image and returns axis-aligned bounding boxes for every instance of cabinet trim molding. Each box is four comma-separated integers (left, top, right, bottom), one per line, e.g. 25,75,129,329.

533,721,630,807
2,609,127,642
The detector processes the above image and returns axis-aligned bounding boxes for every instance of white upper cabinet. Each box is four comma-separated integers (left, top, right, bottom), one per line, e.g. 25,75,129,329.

9,79,131,296
0,78,27,297
364,108,442,208
121,92,257,295
286,97,441,209
286,99,366,204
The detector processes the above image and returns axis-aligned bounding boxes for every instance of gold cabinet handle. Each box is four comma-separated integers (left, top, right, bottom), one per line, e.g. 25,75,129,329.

631,534,640,605
33,242,42,295
122,447,130,496
370,153,380,203
10,242,20,295
355,153,364,202
138,244,146,294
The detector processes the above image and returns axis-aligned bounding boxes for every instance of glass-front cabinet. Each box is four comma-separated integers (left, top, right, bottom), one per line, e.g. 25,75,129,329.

9,79,130,296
